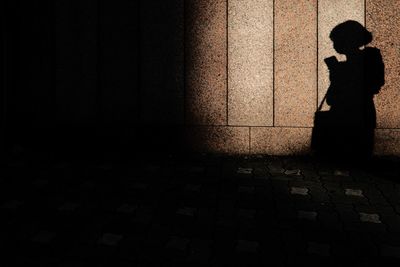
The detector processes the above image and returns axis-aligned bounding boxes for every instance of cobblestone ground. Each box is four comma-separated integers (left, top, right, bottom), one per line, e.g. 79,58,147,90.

2,155,400,266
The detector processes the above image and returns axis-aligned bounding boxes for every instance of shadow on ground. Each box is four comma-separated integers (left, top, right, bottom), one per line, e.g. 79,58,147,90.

1,155,400,266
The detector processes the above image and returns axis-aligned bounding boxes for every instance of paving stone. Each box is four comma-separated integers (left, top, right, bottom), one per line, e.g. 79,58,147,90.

1,200,24,210
290,187,309,196
333,170,350,177
184,184,202,192
58,202,80,212
176,207,197,217
359,213,382,224
235,240,259,253
132,207,153,223
187,166,205,174
32,179,49,187
307,242,331,256
237,209,256,219
381,245,400,258
165,236,190,251
98,233,123,246
237,167,252,175
302,170,320,179
32,230,56,244
238,186,255,194
268,164,285,175
345,189,364,197
297,211,318,221
284,169,302,176
116,204,137,214
187,239,212,262
131,183,148,190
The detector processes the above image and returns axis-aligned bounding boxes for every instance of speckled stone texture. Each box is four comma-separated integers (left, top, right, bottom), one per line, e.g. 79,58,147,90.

228,0,273,126
275,0,317,127
374,129,400,155
250,127,312,155
185,126,249,154
140,0,184,124
318,0,365,109
185,0,227,125
367,0,400,129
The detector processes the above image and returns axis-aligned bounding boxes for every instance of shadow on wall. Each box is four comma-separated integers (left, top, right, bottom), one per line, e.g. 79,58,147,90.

312,20,385,164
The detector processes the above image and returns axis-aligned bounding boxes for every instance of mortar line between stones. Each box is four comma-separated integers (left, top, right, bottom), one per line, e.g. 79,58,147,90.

249,127,251,154
272,0,275,127
316,0,319,110
183,0,186,125
226,0,229,126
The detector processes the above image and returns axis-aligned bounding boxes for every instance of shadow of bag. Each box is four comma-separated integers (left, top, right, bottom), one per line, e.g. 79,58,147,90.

311,93,333,153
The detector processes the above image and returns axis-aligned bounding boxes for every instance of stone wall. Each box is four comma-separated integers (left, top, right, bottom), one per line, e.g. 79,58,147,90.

185,0,400,155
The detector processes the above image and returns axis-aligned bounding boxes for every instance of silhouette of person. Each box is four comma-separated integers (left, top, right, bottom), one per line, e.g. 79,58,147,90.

323,20,384,163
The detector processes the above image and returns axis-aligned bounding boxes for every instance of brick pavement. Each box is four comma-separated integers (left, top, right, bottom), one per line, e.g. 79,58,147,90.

1,155,400,266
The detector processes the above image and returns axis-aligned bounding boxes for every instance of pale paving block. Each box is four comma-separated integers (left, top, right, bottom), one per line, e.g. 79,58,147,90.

98,233,123,246
359,212,382,223
176,207,197,217
237,167,253,175
284,169,302,176
345,189,364,197
334,170,350,177
290,187,309,196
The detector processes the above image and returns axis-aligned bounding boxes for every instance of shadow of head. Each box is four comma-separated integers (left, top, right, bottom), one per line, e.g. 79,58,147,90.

329,20,372,55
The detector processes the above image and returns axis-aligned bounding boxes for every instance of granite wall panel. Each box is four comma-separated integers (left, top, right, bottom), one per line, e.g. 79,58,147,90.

275,0,317,127
318,0,365,109
228,0,273,126
185,0,227,125
250,127,312,155
182,1,400,155
367,0,400,129
186,126,249,154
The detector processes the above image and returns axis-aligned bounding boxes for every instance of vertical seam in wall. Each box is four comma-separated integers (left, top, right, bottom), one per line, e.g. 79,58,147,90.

137,0,142,124
2,0,7,133
364,0,366,27
272,0,275,127
249,127,251,154
316,0,319,109
226,0,229,125
183,0,186,125
96,0,103,124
